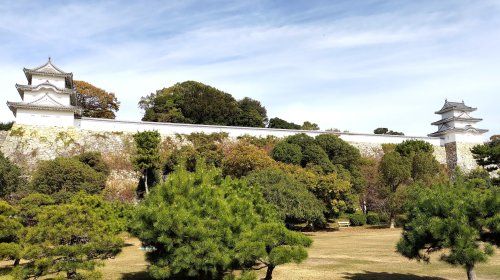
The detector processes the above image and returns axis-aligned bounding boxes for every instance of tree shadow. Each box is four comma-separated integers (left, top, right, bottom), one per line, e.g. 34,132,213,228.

121,271,153,280
342,271,447,280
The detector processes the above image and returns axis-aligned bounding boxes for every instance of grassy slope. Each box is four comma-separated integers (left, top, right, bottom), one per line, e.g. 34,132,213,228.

1,227,499,280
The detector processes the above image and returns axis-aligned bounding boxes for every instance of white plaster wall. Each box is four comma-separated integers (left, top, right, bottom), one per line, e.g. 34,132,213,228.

16,109,75,127
441,132,485,144
23,91,70,105
31,75,65,88
77,118,442,146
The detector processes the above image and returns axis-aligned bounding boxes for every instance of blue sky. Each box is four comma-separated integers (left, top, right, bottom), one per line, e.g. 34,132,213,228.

0,0,498,137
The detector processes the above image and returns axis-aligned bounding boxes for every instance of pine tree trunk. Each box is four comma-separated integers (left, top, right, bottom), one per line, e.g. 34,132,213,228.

466,265,477,280
144,171,149,194
265,265,275,280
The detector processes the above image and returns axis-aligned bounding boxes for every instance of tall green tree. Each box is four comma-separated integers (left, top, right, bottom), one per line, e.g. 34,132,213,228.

235,97,268,127
74,80,120,119
379,151,412,228
131,164,311,279
246,168,326,227
132,131,161,194
397,182,499,280
13,193,124,279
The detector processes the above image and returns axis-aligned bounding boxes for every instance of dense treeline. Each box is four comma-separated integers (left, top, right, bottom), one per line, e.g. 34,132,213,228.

0,131,498,280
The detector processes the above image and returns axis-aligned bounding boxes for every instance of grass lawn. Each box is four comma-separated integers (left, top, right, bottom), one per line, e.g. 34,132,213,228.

2,227,499,280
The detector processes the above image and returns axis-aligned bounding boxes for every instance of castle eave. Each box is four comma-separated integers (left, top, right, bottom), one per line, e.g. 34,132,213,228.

431,117,482,125
7,101,82,115
428,127,489,137
16,83,74,100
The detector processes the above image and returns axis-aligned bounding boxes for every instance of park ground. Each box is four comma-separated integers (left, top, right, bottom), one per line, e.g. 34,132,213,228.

2,227,499,280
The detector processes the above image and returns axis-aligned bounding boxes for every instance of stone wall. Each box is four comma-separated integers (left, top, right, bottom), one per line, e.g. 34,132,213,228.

0,124,453,173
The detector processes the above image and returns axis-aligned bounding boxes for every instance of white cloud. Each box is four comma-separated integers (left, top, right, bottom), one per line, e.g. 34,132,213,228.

0,0,499,138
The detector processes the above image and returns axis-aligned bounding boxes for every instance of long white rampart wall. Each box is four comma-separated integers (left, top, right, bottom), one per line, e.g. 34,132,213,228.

76,117,442,146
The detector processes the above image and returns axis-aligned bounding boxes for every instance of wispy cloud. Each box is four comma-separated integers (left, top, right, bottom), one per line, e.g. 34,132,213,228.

0,0,499,137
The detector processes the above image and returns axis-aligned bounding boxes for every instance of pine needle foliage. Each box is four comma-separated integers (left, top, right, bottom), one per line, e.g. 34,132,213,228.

131,164,311,279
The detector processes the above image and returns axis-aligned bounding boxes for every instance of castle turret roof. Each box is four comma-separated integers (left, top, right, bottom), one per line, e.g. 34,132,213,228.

23,58,73,88
435,100,476,114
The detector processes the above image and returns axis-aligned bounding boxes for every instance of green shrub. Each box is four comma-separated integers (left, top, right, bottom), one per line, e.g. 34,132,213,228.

76,151,110,176
31,157,106,195
271,142,302,165
395,214,407,227
0,152,26,198
395,139,434,156
0,122,13,131
366,212,380,225
348,212,366,226
222,142,275,178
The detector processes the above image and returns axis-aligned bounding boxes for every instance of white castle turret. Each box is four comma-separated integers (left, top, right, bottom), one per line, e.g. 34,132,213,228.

6,58,81,127
429,100,488,170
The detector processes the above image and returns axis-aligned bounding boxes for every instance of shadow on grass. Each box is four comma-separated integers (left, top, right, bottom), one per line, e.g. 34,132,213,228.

342,271,446,280
121,271,153,280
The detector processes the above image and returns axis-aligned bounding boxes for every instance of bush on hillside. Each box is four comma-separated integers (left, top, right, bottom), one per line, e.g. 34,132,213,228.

348,212,367,226
222,142,275,178
31,157,107,195
76,151,110,176
271,142,302,165
395,139,434,156
0,152,26,198
0,122,13,131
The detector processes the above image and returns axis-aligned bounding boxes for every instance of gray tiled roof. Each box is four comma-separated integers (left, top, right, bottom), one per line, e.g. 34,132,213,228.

435,100,476,114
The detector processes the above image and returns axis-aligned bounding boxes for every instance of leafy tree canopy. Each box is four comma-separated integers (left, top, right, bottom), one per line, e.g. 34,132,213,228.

246,168,326,227
139,81,268,127
74,80,120,119
268,117,301,130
